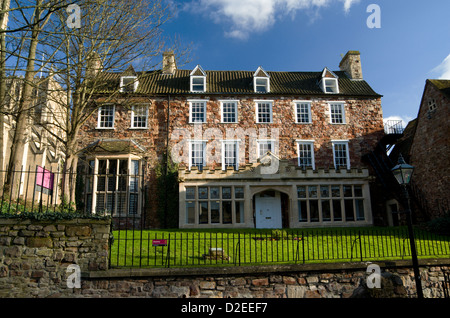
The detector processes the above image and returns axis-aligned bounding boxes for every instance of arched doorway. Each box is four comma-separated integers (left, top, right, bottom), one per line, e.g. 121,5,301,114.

253,189,289,229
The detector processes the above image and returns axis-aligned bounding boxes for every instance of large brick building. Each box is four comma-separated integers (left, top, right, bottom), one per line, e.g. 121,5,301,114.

78,51,386,229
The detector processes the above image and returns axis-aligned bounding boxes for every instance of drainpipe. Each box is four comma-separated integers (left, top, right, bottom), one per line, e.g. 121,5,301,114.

163,94,170,228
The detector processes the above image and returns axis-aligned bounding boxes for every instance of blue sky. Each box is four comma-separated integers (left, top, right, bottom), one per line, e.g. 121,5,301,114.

162,0,450,126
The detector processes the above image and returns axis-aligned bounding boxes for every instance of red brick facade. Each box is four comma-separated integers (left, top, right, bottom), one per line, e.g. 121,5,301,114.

77,51,386,228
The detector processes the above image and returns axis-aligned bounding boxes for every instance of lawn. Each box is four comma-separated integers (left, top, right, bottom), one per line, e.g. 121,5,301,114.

109,227,450,268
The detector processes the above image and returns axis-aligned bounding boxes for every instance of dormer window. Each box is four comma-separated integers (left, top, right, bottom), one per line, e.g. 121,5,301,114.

120,76,139,93
190,65,206,93
253,66,270,93
320,68,339,94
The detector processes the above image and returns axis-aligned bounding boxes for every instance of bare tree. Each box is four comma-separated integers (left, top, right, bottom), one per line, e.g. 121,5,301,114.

40,0,190,203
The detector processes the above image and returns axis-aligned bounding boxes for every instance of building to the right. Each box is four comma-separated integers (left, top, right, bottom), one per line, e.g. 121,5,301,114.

390,79,449,221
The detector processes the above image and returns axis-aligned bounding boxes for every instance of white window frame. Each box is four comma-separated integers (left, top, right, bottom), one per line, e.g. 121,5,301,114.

321,78,339,94
328,102,346,124
120,76,139,93
87,156,142,216
254,77,270,93
332,140,350,170
189,140,207,170
296,140,315,170
255,100,273,123
190,76,206,93
130,105,148,129
188,100,207,123
220,100,238,123
97,105,115,129
294,101,312,124
257,139,275,158
222,140,240,170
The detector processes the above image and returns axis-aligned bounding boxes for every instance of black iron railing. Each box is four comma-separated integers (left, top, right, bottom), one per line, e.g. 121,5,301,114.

109,227,450,268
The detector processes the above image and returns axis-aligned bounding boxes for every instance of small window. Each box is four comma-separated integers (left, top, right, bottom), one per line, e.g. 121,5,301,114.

257,140,274,158
189,100,207,123
189,141,206,170
131,105,148,128
333,141,350,170
221,101,238,123
222,141,239,170
97,105,115,128
191,76,206,92
297,141,315,169
256,101,273,123
253,66,270,93
329,103,345,124
255,78,269,93
120,76,138,93
323,78,338,93
190,65,207,93
295,101,311,123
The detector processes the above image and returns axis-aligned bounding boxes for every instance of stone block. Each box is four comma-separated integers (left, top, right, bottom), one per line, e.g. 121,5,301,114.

26,237,53,248
65,226,92,237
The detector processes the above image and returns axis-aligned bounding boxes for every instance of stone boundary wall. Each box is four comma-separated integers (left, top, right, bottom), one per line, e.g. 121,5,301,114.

0,218,110,297
0,218,448,298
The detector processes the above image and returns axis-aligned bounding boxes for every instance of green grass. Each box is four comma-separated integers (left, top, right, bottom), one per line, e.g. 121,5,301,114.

109,227,450,268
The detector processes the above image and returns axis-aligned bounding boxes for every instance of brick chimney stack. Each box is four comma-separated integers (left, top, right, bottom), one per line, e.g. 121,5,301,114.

339,51,363,80
162,51,177,75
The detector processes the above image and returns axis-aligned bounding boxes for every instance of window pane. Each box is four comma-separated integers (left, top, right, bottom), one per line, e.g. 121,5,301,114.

322,200,331,221
98,160,107,174
235,187,244,199
310,200,319,222
297,186,306,198
186,202,195,224
354,185,363,197
199,202,208,224
356,199,365,220
298,201,307,222
331,185,340,197
308,186,317,198
186,187,195,200
222,187,231,199
345,199,355,221
210,187,220,199
211,201,220,223
129,193,138,215
222,201,232,224
235,201,244,223
198,187,208,199
320,186,329,198
99,105,114,128
333,200,342,221
343,185,352,197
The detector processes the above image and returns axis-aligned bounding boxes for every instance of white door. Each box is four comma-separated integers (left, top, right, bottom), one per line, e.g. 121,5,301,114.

255,192,282,229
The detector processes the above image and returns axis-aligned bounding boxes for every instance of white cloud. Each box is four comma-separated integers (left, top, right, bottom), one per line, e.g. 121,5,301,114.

431,54,450,79
185,0,360,40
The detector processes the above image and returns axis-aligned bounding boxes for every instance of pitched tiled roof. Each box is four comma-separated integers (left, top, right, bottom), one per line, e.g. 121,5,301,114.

95,68,381,97
428,79,450,99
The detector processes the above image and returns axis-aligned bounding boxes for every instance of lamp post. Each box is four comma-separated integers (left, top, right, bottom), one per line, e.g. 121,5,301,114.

391,154,424,298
